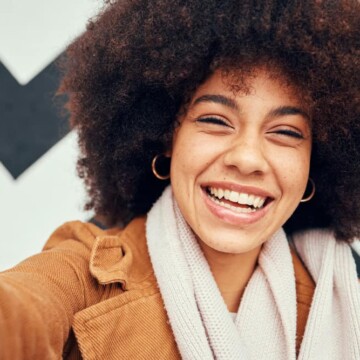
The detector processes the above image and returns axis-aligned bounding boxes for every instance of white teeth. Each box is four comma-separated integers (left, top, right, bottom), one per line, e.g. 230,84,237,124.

253,197,261,208
258,198,266,208
229,191,239,202
224,189,231,199
209,196,256,213
218,189,224,199
208,187,267,209
247,194,255,206
238,193,248,204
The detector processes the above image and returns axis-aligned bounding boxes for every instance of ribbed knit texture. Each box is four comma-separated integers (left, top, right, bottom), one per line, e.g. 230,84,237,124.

146,186,360,360
294,231,360,359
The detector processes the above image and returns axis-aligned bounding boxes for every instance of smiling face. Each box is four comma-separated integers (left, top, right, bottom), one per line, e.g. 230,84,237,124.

170,69,312,255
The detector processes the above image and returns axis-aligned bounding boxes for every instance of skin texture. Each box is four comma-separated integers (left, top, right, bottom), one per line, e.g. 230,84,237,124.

171,69,311,254
59,0,360,241
170,69,311,310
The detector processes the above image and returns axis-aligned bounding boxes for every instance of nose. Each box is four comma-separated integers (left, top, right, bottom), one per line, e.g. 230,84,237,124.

223,135,270,175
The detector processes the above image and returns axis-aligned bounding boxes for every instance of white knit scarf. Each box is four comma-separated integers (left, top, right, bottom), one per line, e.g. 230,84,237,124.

146,187,360,359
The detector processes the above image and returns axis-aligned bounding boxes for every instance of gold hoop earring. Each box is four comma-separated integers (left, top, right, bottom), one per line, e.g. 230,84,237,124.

300,178,315,203
151,154,170,180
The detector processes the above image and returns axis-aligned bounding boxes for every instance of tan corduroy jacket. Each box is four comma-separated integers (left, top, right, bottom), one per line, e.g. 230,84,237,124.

0,217,314,359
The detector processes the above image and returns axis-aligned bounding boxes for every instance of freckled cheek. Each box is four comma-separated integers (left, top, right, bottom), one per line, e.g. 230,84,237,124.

282,176,305,197
173,141,206,173
275,158,310,197
171,155,197,201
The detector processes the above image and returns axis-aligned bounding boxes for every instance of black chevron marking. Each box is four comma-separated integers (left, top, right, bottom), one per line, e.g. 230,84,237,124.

0,58,70,178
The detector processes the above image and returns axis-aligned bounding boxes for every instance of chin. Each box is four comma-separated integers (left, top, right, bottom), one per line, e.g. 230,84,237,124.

198,231,264,255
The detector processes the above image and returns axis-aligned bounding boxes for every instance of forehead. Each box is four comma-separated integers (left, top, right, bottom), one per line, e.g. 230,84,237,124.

190,68,306,109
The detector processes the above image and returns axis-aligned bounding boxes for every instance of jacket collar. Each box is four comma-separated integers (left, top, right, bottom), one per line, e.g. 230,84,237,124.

89,216,155,290
73,216,181,359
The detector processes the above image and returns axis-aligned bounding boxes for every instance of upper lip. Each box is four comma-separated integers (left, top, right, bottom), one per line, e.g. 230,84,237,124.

201,181,275,200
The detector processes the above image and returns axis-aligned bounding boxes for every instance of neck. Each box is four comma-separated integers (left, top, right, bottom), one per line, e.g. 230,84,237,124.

199,242,261,312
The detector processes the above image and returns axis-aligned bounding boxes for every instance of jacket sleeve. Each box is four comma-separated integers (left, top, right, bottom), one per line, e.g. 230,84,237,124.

0,221,103,360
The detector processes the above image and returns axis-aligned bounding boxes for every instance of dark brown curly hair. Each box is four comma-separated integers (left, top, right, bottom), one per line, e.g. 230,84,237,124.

58,0,360,241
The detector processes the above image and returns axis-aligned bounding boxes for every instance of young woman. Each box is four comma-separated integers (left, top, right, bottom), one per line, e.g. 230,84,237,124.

1,0,360,359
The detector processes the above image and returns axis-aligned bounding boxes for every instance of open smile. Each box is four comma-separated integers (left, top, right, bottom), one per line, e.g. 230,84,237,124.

207,186,267,212
201,184,274,224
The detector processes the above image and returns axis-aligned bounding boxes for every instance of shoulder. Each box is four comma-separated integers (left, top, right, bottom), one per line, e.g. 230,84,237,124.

2,216,149,305
42,220,123,253
39,217,148,285
1,220,127,301
0,217,148,359
37,217,150,288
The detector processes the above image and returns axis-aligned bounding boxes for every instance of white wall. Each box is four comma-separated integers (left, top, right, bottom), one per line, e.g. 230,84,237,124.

0,0,103,270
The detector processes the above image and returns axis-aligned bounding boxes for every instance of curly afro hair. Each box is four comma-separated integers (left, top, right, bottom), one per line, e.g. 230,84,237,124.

59,0,360,241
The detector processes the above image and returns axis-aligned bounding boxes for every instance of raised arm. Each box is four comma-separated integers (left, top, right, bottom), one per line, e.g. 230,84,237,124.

0,222,104,359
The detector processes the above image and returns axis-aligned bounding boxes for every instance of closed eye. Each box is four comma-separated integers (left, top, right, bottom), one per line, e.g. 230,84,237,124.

197,117,234,128
271,129,304,139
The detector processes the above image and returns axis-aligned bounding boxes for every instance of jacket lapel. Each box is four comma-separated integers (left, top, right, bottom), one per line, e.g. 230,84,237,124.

72,217,181,359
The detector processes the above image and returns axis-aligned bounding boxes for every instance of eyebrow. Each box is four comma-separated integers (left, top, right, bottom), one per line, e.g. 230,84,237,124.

192,94,310,121
193,94,238,110
267,106,310,122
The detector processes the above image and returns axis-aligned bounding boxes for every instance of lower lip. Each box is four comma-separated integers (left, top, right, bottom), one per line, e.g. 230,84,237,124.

201,188,272,226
